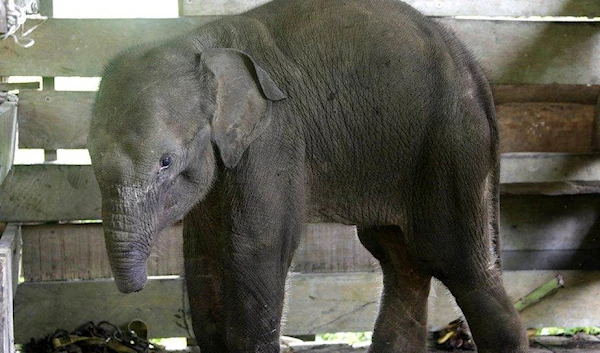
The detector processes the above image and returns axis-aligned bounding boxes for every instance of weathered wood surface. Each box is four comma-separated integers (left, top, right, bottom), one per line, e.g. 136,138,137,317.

16,90,598,150
492,85,600,105
1,19,599,85
498,103,595,153
439,19,600,86
428,271,600,330
14,273,380,343
17,195,600,281
14,271,600,343
500,153,600,195
17,91,95,150
595,94,600,151
20,223,373,281
0,18,219,77
0,164,100,222
181,0,600,17
4,154,600,222
0,82,40,91
0,103,17,186
0,224,20,353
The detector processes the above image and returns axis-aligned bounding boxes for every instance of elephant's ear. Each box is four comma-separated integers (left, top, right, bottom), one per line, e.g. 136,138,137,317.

201,48,286,169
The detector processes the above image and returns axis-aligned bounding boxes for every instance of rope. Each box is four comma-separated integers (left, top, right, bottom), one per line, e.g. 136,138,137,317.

1,0,47,48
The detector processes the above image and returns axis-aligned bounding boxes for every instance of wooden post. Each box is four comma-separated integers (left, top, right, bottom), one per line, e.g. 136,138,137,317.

42,77,58,162
0,224,21,353
595,93,600,151
0,1,8,34
0,101,17,186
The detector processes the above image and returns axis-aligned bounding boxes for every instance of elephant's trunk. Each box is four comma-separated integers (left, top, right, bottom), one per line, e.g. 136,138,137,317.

104,222,152,293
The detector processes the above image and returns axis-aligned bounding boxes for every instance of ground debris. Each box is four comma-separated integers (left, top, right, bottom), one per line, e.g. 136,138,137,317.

22,321,163,353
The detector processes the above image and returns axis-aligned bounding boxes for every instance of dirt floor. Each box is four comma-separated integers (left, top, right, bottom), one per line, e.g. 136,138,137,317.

277,337,600,352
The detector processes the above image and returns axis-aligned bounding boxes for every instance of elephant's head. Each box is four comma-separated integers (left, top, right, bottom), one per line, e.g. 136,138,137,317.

87,44,285,293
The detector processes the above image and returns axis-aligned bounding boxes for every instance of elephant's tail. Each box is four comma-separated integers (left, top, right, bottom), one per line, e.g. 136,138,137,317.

481,78,502,272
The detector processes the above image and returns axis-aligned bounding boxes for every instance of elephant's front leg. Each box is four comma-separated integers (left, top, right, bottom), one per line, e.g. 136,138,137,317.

223,228,298,352
184,187,228,352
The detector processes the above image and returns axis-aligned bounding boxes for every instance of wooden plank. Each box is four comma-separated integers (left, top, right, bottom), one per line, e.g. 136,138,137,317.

14,278,192,342
16,90,598,151
500,153,600,195
0,224,21,353
0,164,100,222
18,91,96,149
0,82,40,91
595,94,600,151
492,85,600,105
1,18,599,85
182,0,600,17
437,19,600,85
503,250,600,270
17,194,600,280
428,271,600,330
0,18,218,77
498,103,595,154
4,154,600,222
20,223,374,281
21,223,183,281
502,195,600,251
0,103,17,186
181,0,267,16
14,271,600,343
13,273,381,343
0,2,7,34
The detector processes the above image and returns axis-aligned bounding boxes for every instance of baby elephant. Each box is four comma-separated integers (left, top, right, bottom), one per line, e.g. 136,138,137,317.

87,0,528,352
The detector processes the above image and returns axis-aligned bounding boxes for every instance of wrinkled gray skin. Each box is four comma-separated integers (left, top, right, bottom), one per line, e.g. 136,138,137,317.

87,0,528,352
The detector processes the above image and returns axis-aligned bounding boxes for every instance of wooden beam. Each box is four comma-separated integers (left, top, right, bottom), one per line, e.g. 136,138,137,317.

0,164,100,222
501,194,600,252
20,223,183,281
492,84,600,105
16,89,599,150
16,195,600,281
498,103,595,154
503,250,600,270
181,0,600,17
0,82,40,91
19,223,374,281
437,19,600,85
15,271,600,342
0,19,599,85
0,224,21,353
3,155,600,222
14,273,382,343
0,1,7,34
500,153,600,195
0,18,219,77
17,91,95,149
428,270,600,330
0,102,17,186
594,93,600,151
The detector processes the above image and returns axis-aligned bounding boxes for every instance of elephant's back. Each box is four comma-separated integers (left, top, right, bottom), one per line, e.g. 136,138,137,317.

240,0,496,225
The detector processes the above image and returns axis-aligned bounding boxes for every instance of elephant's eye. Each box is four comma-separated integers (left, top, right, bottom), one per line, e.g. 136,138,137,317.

160,155,172,170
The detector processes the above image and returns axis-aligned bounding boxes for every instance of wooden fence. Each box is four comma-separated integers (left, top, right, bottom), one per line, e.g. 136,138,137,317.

1,0,600,344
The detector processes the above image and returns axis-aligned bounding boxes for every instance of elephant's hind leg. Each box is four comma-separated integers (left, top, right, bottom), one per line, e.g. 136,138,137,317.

413,171,528,353
357,226,431,353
